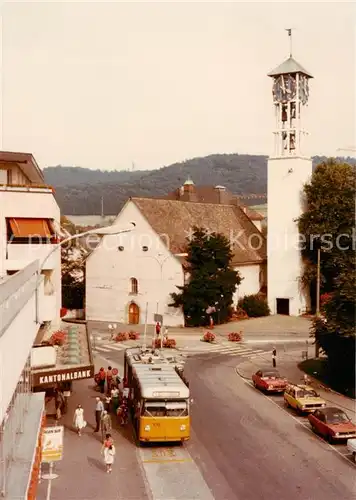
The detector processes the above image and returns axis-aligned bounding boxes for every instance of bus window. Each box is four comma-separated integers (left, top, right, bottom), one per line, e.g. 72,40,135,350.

143,402,166,417
166,402,188,417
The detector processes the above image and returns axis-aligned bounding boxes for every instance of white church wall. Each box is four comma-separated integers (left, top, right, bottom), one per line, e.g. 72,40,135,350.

233,264,261,305
267,156,312,315
86,201,185,327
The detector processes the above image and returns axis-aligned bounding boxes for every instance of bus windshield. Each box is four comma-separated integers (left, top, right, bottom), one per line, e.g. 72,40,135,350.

143,401,188,417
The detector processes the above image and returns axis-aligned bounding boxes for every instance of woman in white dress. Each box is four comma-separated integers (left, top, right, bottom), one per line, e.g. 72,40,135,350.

73,404,86,436
103,444,115,473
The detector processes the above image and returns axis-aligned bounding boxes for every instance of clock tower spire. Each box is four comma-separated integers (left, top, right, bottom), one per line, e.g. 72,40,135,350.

266,34,313,317
267,32,313,158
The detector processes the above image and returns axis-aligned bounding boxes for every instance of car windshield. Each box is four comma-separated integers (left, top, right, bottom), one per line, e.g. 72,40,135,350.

326,411,350,424
262,371,280,378
301,389,318,398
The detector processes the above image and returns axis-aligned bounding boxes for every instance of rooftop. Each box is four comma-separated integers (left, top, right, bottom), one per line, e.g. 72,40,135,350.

131,197,266,265
267,56,313,78
0,151,44,184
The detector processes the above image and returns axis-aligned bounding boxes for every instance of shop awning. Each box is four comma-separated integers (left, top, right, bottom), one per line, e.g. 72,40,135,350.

9,218,53,238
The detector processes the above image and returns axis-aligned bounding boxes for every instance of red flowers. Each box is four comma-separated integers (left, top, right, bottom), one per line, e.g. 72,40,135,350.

203,331,216,343
60,307,67,318
228,332,243,342
49,330,67,346
115,331,140,342
128,331,140,340
154,338,177,348
320,293,332,307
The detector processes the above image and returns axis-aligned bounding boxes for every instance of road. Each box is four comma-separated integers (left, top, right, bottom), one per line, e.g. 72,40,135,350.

184,354,356,500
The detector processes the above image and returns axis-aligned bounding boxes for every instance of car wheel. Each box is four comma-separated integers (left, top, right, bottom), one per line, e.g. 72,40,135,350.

284,399,290,408
327,434,333,444
353,452,356,463
311,425,317,434
253,381,257,388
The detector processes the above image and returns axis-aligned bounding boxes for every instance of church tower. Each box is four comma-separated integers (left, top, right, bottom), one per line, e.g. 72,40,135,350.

267,31,313,316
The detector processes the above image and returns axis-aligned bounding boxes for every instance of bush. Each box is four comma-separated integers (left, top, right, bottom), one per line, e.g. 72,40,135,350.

228,332,243,342
128,331,140,340
231,306,249,320
115,332,129,342
238,294,270,318
202,331,216,343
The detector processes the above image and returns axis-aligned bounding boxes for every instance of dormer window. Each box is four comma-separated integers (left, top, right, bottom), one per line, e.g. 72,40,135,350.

142,246,148,252
130,277,138,295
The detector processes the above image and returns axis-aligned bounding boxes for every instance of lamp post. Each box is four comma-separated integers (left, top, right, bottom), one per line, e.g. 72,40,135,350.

36,223,136,323
315,243,321,358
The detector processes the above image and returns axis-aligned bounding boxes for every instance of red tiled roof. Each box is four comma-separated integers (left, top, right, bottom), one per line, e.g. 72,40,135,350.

131,197,266,265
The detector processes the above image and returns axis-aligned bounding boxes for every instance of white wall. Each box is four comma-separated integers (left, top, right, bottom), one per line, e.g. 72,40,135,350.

267,157,312,315
233,264,261,305
0,187,61,325
86,201,185,327
0,262,43,424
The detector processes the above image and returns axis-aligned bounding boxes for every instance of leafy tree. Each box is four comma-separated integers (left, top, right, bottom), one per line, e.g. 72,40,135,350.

299,159,356,394
61,244,86,310
170,227,241,326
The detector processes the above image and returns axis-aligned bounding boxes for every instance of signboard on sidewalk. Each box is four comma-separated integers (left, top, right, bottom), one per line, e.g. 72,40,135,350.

42,426,64,463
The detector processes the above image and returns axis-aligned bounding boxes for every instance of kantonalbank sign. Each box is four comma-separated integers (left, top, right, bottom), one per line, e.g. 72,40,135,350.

32,365,94,387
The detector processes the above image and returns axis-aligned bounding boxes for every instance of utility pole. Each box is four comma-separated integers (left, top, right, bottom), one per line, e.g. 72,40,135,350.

315,246,321,358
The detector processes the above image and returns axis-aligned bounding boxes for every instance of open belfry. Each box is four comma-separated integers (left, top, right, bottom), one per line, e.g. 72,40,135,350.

267,30,313,315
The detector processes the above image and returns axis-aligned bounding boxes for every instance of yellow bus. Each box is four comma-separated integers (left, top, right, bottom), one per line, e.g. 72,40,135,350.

124,348,190,444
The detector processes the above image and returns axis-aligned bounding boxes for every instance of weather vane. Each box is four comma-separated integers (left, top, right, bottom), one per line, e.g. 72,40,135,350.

286,28,293,57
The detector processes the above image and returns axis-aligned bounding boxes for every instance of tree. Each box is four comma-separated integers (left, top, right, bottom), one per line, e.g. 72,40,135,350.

298,159,356,394
170,227,241,326
61,244,86,310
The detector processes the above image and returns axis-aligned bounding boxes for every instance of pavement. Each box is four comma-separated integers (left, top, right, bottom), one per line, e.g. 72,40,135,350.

184,354,356,500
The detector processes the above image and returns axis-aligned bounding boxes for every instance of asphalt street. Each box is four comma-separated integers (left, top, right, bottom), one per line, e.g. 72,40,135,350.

184,354,356,500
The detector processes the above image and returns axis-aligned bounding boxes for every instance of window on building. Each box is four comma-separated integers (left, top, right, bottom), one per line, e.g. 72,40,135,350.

130,277,138,295
6,218,56,244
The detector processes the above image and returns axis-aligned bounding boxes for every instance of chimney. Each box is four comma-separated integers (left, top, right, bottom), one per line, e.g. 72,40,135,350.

214,185,230,204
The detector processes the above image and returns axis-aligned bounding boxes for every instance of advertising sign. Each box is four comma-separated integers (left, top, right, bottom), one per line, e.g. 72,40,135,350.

42,426,64,463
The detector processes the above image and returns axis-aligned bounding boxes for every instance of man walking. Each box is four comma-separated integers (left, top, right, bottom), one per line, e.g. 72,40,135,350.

101,410,112,442
94,397,104,433
272,347,277,368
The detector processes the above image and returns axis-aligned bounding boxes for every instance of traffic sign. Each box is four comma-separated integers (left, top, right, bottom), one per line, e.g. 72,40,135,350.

42,426,64,463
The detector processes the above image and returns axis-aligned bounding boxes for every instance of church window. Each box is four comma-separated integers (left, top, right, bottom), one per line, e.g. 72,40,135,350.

130,277,138,295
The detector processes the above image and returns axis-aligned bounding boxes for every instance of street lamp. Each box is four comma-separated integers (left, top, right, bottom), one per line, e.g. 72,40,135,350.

36,222,136,322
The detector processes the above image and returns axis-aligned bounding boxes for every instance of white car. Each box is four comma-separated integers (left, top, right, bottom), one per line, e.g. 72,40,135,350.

347,438,356,462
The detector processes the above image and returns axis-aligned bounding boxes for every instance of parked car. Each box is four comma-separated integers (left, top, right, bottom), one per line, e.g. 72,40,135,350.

347,438,356,461
284,384,326,413
252,369,288,393
308,407,356,443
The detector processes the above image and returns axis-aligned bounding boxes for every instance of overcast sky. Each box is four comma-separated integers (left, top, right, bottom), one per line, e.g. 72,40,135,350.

2,1,355,170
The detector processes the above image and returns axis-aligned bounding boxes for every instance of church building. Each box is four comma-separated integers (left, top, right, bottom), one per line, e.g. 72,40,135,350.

86,181,266,326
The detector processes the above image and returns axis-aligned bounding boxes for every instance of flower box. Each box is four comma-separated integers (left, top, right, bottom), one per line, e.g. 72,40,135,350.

228,332,243,342
115,332,129,342
202,331,216,343
128,331,140,340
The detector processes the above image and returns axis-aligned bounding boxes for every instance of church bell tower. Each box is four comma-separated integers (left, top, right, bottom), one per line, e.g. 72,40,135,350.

267,30,313,316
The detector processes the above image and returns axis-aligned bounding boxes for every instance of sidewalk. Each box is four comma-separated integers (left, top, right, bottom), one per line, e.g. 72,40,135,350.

37,360,149,500
235,347,356,419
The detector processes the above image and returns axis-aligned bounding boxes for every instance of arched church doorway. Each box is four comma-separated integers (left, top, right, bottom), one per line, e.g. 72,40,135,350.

128,303,140,324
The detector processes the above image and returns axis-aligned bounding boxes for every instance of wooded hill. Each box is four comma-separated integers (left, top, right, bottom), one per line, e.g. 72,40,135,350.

43,154,355,215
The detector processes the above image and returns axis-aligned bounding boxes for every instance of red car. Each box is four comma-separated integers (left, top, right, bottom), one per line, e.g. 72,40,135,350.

308,407,356,442
252,369,288,393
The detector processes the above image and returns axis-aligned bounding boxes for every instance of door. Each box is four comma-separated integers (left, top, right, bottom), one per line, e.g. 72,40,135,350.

128,303,140,324
276,298,290,315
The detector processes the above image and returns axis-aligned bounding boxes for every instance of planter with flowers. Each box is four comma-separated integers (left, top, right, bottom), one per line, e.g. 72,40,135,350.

163,338,176,348
202,331,216,343
115,332,129,342
49,330,67,346
228,332,243,342
128,331,140,340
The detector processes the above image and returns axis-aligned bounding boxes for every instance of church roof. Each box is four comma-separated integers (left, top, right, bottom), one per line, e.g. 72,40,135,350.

267,56,313,78
164,185,264,221
131,197,266,265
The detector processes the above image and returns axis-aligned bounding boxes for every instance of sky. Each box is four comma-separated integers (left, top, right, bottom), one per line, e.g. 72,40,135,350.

1,1,355,171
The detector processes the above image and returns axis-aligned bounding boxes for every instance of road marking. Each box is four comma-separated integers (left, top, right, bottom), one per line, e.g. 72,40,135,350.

235,369,356,467
102,343,125,351
95,346,110,352
142,458,193,464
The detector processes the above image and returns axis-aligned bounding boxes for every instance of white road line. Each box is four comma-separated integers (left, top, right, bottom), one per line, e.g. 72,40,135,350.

95,346,111,352
102,344,126,351
236,372,356,467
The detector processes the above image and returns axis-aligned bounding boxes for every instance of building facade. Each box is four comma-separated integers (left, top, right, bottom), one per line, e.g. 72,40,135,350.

0,151,62,498
86,183,266,327
267,52,313,315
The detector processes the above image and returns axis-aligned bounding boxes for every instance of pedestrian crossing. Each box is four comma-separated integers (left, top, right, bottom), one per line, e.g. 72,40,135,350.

93,340,270,361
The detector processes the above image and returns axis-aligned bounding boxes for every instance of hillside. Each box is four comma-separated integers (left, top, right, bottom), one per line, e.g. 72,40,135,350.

44,154,355,215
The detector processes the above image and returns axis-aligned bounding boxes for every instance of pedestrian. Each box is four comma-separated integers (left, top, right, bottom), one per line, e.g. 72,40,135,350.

98,367,106,393
111,386,120,414
100,410,112,442
106,366,113,394
155,322,161,337
104,394,111,412
94,397,104,433
102,444,115,473
101,433,114,453
54,388,65,420
272,347,277,368
73,404,86,436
